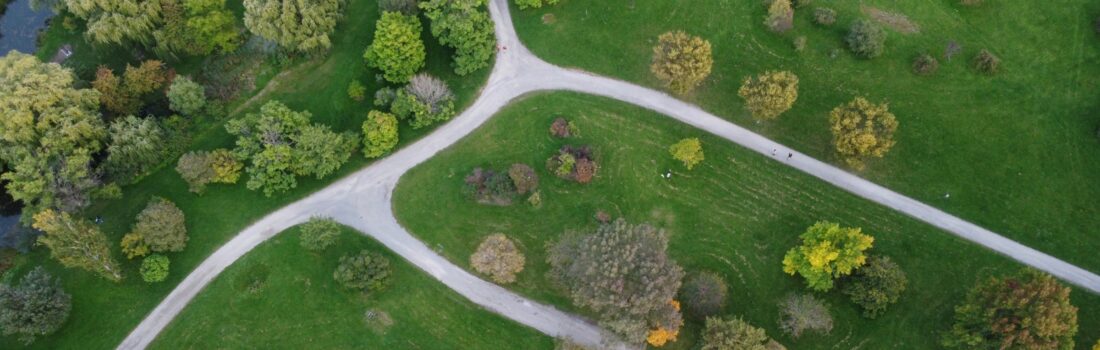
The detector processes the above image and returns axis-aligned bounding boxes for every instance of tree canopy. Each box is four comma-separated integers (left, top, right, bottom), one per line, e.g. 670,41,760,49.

842,255,907,318
737,70,799,121
669,138,704,170
333,250,392,293
365,12,426,83
651,31,713,94
363,110,399,158
828,97,898,170
0,267,71,344
244,0,344,53
104,115,166,184
470,233,525,284
702,316,770,350
943,269,1078,350
167,76,207,116
420,0,496,75
32,210,122,282
62,0,162,45
782,221,873,291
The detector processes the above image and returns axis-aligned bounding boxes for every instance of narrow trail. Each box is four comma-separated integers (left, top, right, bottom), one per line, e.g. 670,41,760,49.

118,0,1100,349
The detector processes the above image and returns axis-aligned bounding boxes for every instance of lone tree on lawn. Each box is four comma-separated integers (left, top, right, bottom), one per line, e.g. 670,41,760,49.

469,233,526,284
334,250,392,293
828,97,898,170
842,255,907,318
782,221,873,291
243,0,343,53
547,218,685,342
942,269,1078,350
738,71,799,121
364,12,427,83
0,267,71,345
846,19,886,58
679,272,727,319
32,210,123,282
701,316,771,350
778,293,833,338
129,197,189,253
651,31,713,95
669,138,704,170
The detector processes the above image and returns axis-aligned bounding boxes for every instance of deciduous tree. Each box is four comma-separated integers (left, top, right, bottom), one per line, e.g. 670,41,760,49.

130,197,188,252
140,254,170,282
702,316,770,350
209,148,242,184
943,269,1078,350
507,163,538,195
104,116,165,184
737,71,799,120
299,217,341,251
669,138,704,170
470,233,525,284
364,12,426,83
680,272,727,319
782,221,873,291
842,255,907,318
651,31,713,94
0,267,71,344
765,0,793,33
420,0,496,75
778,293,832,338
32,210,122,282
828,97,898,170
62,0,162,45
243,0,344,52
290,124,358,180
363,110,399,158
846,19,886,58
95,60,169,116
176,150,216,193
390,74,456,128
167,76,206,116
333,250,392,293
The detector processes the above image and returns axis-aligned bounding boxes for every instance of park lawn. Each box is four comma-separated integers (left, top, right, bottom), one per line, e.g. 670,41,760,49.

0,0,490,348
150,225,553,349
393,92,1100,349
509,0,1100,273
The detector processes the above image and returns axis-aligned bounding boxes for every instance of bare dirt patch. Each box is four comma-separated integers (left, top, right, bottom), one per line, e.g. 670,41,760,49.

861,5,920,34
364,309,394,334
542,13,556,24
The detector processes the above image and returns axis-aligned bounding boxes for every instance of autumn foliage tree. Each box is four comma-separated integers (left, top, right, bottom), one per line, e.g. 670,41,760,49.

507,163,539,195
94,60,169,116
547,219,684,342
702,316,771,350
942,269,1078,350
765,0,794,33
546,145,597,184
469,234,526,284
651,31,713,94
782,221,873,291
129,197,188,253
828,97,898,170
738,71,799,121
364,12,426,83
32,210,122,282
669,138,704,170
363,110,399,158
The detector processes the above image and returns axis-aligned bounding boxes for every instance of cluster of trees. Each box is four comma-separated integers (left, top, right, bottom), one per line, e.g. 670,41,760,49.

650,31,713,95
546,145,597,184
462,163,539,205
372,73,456,131
469,233,525,284
48,0,240,55
93,60,169,116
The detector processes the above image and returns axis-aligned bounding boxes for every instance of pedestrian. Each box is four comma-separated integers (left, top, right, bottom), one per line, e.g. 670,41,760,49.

787,152,793,160
771,149,776,156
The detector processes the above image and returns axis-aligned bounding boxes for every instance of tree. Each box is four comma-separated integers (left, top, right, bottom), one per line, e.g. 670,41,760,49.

104,115,165,184
549,117,578,138
547,218,684,342
782,221,873,291
702,316,770,350
463,168,516,205
470,233,525,284
828,97,898,170
364,12,426,83
846,19,886,58
778,293,833,338
62,0,162,45
243,0,343,53
737,71,799,121
943,269,1078,350
420,0,496,75
347,80,366,102
246,145,296,196
181,0,240,54
0,267,71,344
764,0,793,33
669,138,704,170
646,300,683,347
842,255,907,318
390,74,456,129
32,210,122,282
120,231,150,259
176,151,216,193
130,197,188,253
333,250,392,293
140,254,170,283
680,272,727,319
299,217,341,252
0,52,106,219
290,124,358,180
363,110,399,158
507,163,538,195
209,148,242,184
94,61,168,116
167,76,206,116
379,0,418,14
651,31,713,95
514,0,557,10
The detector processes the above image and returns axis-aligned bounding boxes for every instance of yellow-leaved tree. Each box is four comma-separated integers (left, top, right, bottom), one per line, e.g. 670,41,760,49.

828,97,898,170
782,221,873,291
651,31,713,95
669,138,704,170
738,71,799,121
33,210,123,282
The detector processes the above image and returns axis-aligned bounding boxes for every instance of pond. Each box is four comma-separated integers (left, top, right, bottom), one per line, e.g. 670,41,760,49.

0,0,53,54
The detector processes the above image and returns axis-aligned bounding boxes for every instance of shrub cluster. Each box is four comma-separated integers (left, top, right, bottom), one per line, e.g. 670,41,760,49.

546,145,598,184
813,7,836,26
463,168,518,205
912,54,939,75
846,20,886,58
333,250,392,293
549,117,579,138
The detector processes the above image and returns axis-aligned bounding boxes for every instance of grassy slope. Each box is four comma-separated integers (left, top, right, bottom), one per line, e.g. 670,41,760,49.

509,0,1100,273
150,225,552,349
393,92,1100,349
1,0,490,348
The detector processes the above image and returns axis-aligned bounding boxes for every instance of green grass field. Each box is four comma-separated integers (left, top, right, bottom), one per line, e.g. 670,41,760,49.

510,0,1100,273
393,92,1100,349
0,0,490,347
151,225,552,349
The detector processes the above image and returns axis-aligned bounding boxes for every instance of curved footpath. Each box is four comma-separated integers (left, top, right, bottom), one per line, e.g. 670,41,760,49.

118,0,1100,348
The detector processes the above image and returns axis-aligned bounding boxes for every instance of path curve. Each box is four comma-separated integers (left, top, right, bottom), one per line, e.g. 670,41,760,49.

118,0,1100,348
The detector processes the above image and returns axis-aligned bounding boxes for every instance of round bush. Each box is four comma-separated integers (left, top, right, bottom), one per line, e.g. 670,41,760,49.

140,254,170,283
679,272,728,319
973,49,1000,75
299,217,341,251
911,54,939,75
333,250,392,293
845,19,886,58
813,7,836,26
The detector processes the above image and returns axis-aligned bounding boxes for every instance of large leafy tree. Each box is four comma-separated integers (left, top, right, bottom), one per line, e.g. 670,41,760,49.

167,76,207,116
129,197,188,252
32,210,122,282
828,97,898,170
701,316,770,350
362,110,399,158
243,0,344,53
943,269,1078,350
841,255,907,318
782,221,873,291
651,31,713,95
290,124,358,180
364,12,426,83
737,70,799,121
62,0,162,45
0,267,71,344
94,60,169,116
469,233,525,284
420,0,496,75
547,218,684,342
156,0,240,55
0,52,106,220
104,115,166,184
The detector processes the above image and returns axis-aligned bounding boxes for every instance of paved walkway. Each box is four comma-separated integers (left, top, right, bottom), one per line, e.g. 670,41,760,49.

118,0,1100,348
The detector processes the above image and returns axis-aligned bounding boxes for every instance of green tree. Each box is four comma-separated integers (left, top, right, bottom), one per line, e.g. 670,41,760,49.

139,254,170,283
347,80,366,102
176,150,216,193
669,138,704,170
243,0,343,53
390,74,456,128
842,255,907,318
470,233,525,284
782,221,873,291
0,267,71,344
291,125,358,180
943,269,1078,350
702,316,770,350
680,272,727,319
61,0,162,45
364,12,426,83
828,97,898,170
333,250,392,293
246,145,297,196
507,163,538,195
651,31,713,94
182,0,240,53
846,19,886,58
209,148,242,184
514,0,557,10
130,197,188,252
737,71,799,121
32,210,122,282
420,0,496,75
0,52,106,219
547,218,684,342
167,76,207,116
363,110,399,158
299,217,341,251
104,116,165,184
